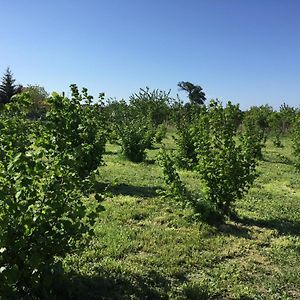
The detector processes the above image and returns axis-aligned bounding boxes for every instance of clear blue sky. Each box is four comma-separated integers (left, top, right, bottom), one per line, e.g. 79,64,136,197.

1,0,299,109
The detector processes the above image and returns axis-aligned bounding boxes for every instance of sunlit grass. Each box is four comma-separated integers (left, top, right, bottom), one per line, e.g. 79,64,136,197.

63,134,300,299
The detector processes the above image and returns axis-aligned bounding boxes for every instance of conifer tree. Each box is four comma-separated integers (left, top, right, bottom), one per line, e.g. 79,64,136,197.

0,67,22,105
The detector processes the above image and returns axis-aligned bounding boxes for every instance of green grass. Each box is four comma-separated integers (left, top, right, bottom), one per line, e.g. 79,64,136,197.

62,136,300,299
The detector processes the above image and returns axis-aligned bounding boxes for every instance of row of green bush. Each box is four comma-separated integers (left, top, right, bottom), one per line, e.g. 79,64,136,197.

1,84,300,297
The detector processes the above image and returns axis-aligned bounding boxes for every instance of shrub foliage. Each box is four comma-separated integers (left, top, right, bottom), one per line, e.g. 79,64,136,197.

161,100,261,219
0,87,105,297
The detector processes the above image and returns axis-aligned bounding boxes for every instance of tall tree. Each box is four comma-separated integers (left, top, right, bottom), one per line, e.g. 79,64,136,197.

178,81,206,105
22,85,49,119
0,67,22,105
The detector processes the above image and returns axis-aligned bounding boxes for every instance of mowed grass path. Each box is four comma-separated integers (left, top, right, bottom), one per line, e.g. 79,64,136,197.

63,136,300,299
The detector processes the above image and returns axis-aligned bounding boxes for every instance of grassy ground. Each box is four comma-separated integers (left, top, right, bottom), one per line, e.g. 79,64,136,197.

63,136,300,299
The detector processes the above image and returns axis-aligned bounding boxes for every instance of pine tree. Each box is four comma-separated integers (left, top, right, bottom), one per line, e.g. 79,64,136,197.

0,67,22,105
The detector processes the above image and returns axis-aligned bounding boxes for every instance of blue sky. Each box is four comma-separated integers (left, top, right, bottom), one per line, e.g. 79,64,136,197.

0,0,299,109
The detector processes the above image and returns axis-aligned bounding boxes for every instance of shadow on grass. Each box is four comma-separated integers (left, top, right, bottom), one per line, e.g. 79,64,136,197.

144,159,156,165
104,150,119,155
235,216,300,236
211,212,300,239
217,223,253,239
94,182,161,198
55,269,170,300
262,154,293,166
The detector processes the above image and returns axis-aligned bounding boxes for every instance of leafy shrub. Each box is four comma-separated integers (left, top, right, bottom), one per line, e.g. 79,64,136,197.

174,101,242,170
243,105,273,135
292,112,300,170
240,119,266,160
104,99,127,144
0,150,101,298
0,93,37,162
119,121,149,162
142,125,156,150
270,103,296,136
174,125,198,169
42,85,107,179
197,101,256,216
195,100,260,217
161,100,260,220
159,150,219,223
106,98,157,162
265,104,296,150
155,123,167,143
159,150,191,203
173,103,202,169
129,87,172,127
0,89,104,297
278,103,296,134
22,85,49,120
105,87,173,160
272,134,283,148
